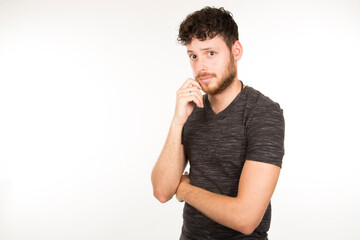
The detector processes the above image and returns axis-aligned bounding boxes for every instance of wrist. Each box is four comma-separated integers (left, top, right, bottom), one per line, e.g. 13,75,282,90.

177,180,189,202
171,119,185,129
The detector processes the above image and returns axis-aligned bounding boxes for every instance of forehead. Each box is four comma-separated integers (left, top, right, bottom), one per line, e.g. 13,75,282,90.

186,35,228,52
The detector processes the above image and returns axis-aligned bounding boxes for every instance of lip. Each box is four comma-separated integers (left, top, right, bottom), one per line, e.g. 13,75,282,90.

199,76,213,83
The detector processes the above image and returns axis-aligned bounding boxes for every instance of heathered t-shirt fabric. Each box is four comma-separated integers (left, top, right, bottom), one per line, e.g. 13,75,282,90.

180,83,285,240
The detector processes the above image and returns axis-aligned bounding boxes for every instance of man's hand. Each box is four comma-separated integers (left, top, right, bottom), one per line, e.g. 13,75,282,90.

176,171,190,202
173,78,203,126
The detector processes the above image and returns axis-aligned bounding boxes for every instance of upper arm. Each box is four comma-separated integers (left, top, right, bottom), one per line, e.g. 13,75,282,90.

236,160,281,229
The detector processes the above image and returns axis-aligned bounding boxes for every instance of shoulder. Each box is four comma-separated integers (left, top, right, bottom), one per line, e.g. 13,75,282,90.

242,86,283,116
244,86,281,109
242,86,285,134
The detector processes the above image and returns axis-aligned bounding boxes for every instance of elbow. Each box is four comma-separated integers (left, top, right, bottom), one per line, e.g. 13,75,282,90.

151,172,176,203
239,225,256,236
152,188,173,203
153,192,172,203
233,215,259,236
234,222,257,236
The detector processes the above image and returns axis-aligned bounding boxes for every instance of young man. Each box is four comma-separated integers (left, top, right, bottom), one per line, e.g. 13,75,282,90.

151,7,285,240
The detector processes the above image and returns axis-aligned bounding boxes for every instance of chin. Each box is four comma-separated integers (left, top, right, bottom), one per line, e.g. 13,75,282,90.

205,88,220,95
202,87,215,95
202,83,218,94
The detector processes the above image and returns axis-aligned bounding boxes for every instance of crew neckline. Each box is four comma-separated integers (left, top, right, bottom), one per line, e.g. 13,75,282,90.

204,83,249,119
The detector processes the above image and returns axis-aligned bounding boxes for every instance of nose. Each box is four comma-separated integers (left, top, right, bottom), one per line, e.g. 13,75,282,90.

195,56,208,73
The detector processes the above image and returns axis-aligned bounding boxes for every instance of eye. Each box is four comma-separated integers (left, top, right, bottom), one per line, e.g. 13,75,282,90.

208,51,215,56
189,54,197,60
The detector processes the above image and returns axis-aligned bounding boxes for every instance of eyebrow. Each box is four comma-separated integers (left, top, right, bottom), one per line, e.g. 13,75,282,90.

187,47,218,53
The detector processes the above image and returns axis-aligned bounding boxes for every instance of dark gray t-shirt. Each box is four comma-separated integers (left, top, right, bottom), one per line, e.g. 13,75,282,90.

180,83,285,240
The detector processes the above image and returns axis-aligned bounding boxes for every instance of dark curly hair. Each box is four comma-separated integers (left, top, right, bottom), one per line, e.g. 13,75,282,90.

177,7,239,49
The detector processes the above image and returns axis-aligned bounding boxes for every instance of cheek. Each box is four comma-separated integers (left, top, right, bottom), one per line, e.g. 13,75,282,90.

210,56,226,71
191,64,197,76
191,63,196,71
211,62,222,75
217,59,229,72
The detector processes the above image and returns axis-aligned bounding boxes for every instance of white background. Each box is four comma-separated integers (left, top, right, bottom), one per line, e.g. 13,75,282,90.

1,0,359,239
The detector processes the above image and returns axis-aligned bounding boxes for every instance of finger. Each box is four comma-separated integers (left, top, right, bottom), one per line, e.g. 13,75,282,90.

180,78,202,90
179,90,203,106
190,89,203,105
179,93,202,107
183,94,203,108
178,88,204,108
177,86,202,96
192,92,204,108
188,91,203,108
180,78,198,89
189,89,204,107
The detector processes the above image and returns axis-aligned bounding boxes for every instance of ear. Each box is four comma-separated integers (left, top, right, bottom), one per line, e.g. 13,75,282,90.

231,40,243,61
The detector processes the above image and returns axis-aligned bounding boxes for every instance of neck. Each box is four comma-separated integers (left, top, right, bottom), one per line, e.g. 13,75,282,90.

208,78,244,115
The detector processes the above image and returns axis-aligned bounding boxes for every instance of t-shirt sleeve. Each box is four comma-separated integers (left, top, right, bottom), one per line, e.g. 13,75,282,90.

245,101,285,168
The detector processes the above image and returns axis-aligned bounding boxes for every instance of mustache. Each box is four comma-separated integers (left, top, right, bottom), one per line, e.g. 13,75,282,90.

195,72,216,81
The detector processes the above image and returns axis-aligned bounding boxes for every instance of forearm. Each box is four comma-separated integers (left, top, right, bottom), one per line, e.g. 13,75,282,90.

151,120,186,202
177,182,255,235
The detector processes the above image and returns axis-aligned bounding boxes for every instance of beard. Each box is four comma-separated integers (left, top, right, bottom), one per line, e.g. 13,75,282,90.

195,57,237,95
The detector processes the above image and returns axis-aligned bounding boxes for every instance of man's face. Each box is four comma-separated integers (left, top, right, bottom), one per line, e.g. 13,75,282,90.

186,35,237,95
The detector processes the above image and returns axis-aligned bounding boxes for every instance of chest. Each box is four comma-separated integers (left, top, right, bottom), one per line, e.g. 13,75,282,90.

183,116,247,173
